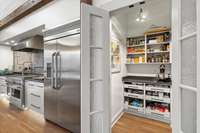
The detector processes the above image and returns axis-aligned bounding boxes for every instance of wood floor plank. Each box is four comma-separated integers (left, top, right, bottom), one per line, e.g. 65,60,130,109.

112,113,172,133
0,98,70,133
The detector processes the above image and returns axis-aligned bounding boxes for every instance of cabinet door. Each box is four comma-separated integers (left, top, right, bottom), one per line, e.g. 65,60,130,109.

81,3,111,133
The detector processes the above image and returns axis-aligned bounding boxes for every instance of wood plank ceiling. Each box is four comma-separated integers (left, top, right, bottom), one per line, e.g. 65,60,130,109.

81,0,92,5
0,0,53,30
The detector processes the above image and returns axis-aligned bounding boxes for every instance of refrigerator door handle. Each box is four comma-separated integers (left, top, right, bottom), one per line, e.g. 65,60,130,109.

56,52,62,89
52,52,56,89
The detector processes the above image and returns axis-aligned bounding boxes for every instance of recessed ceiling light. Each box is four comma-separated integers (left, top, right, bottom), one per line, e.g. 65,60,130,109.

11,40,15,43
14,43,18,46
5,42,10,45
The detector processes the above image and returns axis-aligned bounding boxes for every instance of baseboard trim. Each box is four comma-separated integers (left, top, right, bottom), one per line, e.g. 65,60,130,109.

111,108,124,127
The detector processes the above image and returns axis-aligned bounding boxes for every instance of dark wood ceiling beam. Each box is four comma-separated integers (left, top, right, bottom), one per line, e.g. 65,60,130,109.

81,0,92,5
0,0,53,30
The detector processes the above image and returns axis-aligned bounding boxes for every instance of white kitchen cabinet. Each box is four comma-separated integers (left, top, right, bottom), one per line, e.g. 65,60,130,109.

25,81,44,114
0,76,7,95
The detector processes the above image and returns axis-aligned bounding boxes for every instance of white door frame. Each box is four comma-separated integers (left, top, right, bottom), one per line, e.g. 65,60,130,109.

96,0,200,132
97,0,196,133
197,0,200,132
171,0,180,132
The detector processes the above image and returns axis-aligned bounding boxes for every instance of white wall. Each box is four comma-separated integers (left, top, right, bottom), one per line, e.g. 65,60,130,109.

0,46,13,70
110,19,126,124
0,0,80,41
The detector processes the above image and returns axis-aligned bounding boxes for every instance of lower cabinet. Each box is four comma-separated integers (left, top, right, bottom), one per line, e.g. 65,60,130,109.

0,77,7,95
123,82,171,123
25,81,44,114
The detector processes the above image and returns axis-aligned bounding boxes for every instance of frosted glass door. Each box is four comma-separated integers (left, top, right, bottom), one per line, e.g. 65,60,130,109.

81,3,110,133
172,0,200,132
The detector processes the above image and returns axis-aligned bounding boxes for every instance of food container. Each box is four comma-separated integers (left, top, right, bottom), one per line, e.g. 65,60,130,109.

149,40,158,44
139,56,143,63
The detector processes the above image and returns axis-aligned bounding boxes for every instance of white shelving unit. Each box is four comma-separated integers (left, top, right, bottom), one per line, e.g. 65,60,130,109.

123,82,171,123
126,30,172,64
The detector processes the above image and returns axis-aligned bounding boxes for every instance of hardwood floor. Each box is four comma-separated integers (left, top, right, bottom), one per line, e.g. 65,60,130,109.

0,98,69,133
0,98,171,133
112,113,172,133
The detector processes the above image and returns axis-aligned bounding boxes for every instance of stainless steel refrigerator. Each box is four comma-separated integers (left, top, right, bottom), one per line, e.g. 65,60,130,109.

44,27,80,133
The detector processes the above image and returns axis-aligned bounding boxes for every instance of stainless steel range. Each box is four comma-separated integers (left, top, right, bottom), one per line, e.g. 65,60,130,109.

7,75,35,109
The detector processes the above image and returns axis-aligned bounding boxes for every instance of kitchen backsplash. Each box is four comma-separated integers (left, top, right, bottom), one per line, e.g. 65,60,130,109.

13,51,44,73
32,52,44,74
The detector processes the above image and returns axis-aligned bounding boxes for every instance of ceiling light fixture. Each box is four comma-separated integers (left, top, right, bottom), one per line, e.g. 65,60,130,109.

11,40,15,43
5,42,10,45
136,7,146,22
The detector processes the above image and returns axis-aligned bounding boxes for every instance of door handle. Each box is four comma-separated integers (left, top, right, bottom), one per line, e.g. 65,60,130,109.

30,93,41,98
52,52,56,89
56,52,61,89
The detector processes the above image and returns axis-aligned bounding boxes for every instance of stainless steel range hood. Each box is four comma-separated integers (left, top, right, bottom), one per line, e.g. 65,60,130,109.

12,35,44,52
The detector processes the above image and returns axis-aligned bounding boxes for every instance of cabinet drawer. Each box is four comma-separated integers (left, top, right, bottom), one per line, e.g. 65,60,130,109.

28,88,42,96
0,86,7,93
124,84,144,90
26,81,44,90
30,103,41,113
27,88,44,114
145,86,171,93
30,93,41,106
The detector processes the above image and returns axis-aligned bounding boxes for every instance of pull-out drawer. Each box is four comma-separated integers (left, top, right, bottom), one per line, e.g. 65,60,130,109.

145,86,171,93
26,81,44,89
0,85,7,94
30,103,41,113
124,84,144,90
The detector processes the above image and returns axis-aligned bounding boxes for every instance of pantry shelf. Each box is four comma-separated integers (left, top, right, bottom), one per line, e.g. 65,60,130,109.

127,52,145,55
126,62,171,65
126,105,145,113
145,30,170,36
146,41,170,46
146,96,171,104
147,51,170,54
127,44,145,47
146,109,170,118
124,92,144,99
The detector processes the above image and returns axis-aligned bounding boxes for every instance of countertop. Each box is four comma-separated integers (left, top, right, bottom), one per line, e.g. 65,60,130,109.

122,76,172,86
26,79,44,83
0,73,44,83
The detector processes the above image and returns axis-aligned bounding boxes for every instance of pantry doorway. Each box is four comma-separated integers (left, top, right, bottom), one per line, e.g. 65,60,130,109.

80,0,200,132
103,0,200,132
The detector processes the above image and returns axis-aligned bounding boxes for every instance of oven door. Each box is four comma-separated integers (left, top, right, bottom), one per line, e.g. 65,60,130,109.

9,85,23,108
11,88,21,100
